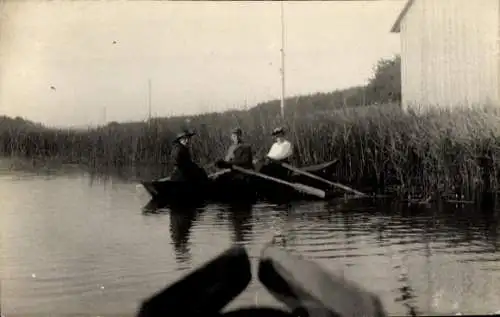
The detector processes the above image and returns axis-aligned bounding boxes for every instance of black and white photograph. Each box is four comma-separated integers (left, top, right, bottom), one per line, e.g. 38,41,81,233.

1,0,500,316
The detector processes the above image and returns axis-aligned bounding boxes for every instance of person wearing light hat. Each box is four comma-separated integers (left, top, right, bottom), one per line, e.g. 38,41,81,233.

257,126,294,180
169,129,208,182
267,127,293,162
216,127,254,170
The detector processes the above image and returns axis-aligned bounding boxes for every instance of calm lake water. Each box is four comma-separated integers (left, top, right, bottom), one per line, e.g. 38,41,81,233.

1,165,499,316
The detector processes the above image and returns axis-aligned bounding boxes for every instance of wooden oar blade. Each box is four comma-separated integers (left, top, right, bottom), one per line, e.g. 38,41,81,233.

258,245,387,317
137,246,251,317
209,168,232,179
292,182,326,199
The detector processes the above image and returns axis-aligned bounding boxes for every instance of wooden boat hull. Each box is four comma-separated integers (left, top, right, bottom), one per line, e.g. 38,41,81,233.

140,160,340,206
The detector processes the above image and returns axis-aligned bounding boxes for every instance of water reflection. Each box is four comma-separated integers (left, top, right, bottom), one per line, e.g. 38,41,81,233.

482,212,499,251
2,168,500,316
395,271,419,317
269,204,294,247
224,203,253,243
140,200,202,266
169,206,200,266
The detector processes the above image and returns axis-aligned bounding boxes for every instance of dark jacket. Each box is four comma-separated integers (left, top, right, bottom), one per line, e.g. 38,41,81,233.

170,142,207,182
224,142,254,169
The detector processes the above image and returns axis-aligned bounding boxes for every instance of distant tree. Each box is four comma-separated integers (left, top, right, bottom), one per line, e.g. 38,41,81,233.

366,55,401,104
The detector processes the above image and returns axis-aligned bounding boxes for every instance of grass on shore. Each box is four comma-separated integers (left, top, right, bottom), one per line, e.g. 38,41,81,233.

1,102,500,198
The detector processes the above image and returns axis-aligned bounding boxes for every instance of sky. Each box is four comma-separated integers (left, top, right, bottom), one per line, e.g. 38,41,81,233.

0,0,405,128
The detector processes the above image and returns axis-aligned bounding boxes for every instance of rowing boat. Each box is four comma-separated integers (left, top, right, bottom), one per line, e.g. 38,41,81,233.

140,160,340,205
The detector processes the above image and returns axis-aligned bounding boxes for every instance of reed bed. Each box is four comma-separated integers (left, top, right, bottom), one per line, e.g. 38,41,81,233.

2,103,500,198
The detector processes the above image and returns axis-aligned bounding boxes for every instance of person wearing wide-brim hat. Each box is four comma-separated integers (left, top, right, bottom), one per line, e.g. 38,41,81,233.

266,127,293,162
215,127,254,171
257,126,295,180
174,130,196,143
169,129,208,182
271,127,286,137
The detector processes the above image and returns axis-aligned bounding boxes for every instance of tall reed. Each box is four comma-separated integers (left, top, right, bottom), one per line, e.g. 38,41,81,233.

2,103,500,197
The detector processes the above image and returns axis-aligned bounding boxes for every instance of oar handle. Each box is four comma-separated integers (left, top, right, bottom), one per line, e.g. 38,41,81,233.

232,165,289,186
208,168,232,179
279,161,367,197
157,163,224,182
231,165,325,199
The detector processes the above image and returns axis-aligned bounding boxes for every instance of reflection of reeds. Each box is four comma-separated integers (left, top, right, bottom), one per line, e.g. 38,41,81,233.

2,103,500,198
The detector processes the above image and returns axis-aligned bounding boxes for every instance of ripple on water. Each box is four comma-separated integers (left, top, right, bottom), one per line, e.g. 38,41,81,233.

2,173,500,315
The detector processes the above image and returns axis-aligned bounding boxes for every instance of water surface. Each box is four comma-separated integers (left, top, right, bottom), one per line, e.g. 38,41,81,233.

1,167,499,316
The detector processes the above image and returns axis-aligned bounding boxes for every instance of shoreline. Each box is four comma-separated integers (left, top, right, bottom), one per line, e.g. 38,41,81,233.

1,155,494,206
1,103,500,208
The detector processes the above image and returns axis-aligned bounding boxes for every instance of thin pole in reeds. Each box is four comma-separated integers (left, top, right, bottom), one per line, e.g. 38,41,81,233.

280,1,286,119
102,106,107,126
148,78,152,124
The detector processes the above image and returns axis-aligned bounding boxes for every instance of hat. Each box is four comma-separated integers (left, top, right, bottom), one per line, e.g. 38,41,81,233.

175,129,196,141
231,127,243,136
271,127,285,136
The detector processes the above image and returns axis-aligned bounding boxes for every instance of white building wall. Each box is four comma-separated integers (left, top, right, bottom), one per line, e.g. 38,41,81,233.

399,0,499,112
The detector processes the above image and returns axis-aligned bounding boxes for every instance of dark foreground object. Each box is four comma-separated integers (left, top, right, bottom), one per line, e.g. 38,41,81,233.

137,245,387,317
140,160,340,205
137,246,252,317
258,246,387,317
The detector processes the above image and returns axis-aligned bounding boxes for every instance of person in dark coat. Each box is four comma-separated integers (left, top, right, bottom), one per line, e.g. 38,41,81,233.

169,130,208,182
216,128,254,170
214,128,254,188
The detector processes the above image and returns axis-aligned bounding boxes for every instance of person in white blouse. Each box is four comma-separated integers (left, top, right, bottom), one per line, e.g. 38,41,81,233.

266,127,294,163
257,127,295,180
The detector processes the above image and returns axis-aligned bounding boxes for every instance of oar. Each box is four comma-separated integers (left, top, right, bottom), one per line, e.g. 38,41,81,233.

208,168,231,179
157,166,230,182
258,245,387,317
137,246,252,317
277,161,368,197
230,165,326,199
